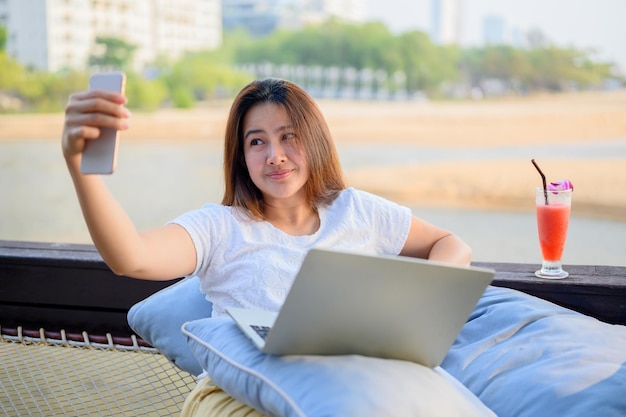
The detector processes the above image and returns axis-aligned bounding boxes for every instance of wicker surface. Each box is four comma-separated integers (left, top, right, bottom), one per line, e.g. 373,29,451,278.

0,327,196,417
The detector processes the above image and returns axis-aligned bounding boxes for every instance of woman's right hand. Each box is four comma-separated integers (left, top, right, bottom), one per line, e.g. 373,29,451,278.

60,90,196,280
62,90,130,165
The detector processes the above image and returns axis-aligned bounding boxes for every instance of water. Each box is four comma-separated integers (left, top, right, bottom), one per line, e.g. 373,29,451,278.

410,207,626,267
1,140,625,266
339,139,626,167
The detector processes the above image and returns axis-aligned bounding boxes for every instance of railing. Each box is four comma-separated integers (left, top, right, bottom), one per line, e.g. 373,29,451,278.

1,240,625,332
236,63,421,101
0,240,176,336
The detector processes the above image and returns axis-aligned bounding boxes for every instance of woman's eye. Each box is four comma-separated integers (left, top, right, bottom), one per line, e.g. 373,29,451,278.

283,133,295,141
250,138,263,146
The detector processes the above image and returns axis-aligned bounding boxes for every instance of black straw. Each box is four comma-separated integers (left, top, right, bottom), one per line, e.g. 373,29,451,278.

531,159,548,205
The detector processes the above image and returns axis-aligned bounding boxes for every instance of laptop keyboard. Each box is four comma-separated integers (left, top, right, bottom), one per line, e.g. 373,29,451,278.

250,325,270,340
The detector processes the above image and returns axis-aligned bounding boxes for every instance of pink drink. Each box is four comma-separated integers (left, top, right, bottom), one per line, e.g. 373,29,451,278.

535,187,572,279
536,203,570,261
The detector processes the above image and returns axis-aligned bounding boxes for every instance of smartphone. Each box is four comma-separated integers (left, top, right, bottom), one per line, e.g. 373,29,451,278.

80,72,127,175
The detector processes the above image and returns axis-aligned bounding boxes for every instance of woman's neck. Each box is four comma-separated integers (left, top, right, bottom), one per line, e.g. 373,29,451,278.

263,204,320,236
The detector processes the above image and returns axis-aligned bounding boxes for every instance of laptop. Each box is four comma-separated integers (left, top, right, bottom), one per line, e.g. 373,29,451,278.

227,248,494,368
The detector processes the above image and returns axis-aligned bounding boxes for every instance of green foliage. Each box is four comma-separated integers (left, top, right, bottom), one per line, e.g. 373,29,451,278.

163,51,252,108
396,31,460,93
171,86,195,108
89,36,137,71
124,73,168,110
18,71,90,112
0,20,621,113
0,52,23,91
38,72,90,112
0,25,6,51
227,20,620,95
0,52,91,112
234,20,398,70
235,21,460,93
462,45,617,92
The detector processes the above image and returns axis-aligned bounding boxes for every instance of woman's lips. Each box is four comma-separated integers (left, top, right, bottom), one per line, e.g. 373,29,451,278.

267,169,292,180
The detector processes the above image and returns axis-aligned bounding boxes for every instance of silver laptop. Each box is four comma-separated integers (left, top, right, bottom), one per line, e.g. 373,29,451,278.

227,248,494,368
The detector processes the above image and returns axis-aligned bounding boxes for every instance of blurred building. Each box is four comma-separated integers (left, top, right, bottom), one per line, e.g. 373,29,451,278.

431,0,460,45
483,14,529,47
0,0,222,72
482,15,504,45
223,0,367,36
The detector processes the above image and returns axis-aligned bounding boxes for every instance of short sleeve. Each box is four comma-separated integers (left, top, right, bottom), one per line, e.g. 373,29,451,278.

325,188,412,256
168,204,231,278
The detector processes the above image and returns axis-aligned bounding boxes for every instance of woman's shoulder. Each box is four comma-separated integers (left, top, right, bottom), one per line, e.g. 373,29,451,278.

335,187,364,201
171,203,248,226
328,188,411,221
182,203,230,217
334,187,393,207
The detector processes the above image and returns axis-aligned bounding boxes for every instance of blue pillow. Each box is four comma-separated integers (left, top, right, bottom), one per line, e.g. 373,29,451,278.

441,286,626,417
127,276,212,376
182,317,496,417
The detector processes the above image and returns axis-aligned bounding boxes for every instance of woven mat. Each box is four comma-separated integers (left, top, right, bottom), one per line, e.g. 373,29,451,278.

0,329,196,417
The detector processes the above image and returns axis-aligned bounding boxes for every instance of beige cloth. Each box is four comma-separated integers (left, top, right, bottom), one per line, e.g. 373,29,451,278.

181,376,268,417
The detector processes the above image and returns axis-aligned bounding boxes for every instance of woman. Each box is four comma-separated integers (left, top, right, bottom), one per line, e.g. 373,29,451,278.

63,78,471,312
63,77,470,308
63,77,472,415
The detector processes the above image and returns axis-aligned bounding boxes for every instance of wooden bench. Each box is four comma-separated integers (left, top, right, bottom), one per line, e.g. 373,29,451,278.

1,240,625,337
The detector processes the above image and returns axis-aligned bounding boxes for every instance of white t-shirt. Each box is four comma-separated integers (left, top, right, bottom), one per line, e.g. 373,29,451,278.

170,187,412,317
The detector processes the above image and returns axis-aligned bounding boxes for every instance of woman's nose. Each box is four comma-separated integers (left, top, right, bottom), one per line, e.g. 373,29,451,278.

267,142,286,165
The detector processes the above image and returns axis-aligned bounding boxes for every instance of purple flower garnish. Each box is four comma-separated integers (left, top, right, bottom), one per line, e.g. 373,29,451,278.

547,180,574,192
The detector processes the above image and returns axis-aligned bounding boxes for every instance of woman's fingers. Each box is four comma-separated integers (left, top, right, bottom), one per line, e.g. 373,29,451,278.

62,90,130,160
68,111,130,131
63,125,101,148
66,92,130,122
64,90,130,136
69,89,127,106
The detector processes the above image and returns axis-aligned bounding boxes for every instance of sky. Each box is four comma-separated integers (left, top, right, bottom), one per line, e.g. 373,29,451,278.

366,0,626,72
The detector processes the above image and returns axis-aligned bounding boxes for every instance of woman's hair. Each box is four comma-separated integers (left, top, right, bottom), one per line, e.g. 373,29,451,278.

221,78,346,219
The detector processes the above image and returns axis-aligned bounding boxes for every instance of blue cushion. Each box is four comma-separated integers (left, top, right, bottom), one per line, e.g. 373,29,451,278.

182,317,496,417
441,286,626,417
127,276,212,376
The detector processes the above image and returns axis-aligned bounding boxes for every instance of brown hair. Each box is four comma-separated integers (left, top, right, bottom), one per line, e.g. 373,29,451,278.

221,78,346,219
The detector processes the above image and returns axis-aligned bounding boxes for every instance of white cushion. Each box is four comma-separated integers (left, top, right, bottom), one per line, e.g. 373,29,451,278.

443,286,626,417
182,317,495,417
127,276,212,375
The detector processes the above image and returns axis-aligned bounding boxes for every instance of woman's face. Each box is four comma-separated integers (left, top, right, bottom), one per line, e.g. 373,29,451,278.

242,102,310,206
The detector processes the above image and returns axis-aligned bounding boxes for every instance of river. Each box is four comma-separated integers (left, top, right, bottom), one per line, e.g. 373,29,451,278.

1,139,625,267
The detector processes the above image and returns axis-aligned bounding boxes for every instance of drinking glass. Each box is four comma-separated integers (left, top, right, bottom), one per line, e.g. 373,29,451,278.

535,187,572,279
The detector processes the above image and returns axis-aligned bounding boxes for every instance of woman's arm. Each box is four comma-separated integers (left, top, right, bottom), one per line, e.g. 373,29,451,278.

399,216,472,266
62,90,196,280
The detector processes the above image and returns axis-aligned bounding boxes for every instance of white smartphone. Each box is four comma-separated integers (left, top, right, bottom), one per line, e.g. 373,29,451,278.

80,72,127,175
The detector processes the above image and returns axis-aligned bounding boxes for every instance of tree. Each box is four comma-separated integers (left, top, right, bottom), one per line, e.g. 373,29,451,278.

396,30,458,94
124,73,168,110
526,28,550,49
163,51,251,108
0,53,22,91
0,24,7,51
88,36,137,71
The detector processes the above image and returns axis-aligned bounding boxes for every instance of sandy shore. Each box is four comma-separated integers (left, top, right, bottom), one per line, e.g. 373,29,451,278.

2,90,626,220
